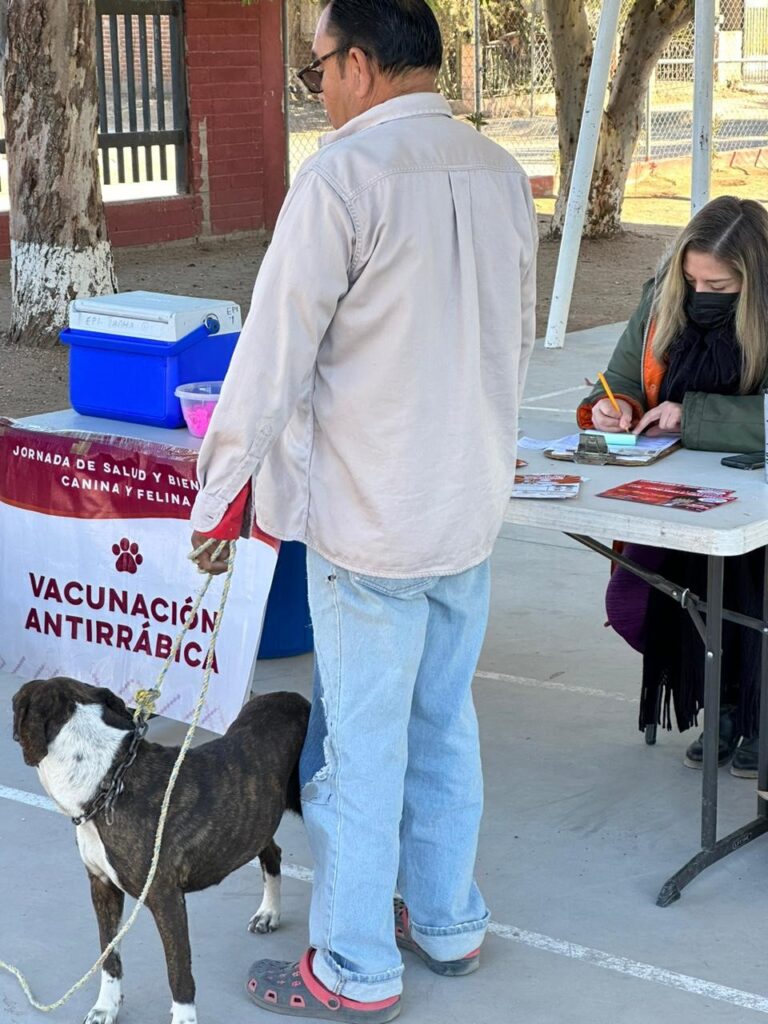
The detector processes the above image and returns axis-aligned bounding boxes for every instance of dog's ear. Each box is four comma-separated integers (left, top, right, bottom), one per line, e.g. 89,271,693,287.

95,688,134,730
12,688,53,767
12,681,77,766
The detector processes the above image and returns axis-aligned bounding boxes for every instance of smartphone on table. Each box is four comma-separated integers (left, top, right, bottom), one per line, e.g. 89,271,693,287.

720,452,765,471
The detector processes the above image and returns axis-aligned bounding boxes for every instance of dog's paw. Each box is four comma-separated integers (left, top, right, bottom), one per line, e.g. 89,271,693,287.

248,908,281,934
170,1002,198,1024
83,1009,120,1024
83,971,122,1024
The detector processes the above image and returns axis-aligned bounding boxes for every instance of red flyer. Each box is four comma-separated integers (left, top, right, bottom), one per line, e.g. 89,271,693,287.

597,479,737,513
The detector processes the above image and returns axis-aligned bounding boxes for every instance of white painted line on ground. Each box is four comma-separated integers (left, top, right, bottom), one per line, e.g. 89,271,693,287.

524,384,587,402
475,670,638,704
3,783,768,1013
277,863,315,884
0,784,57,812
487,921,768,1015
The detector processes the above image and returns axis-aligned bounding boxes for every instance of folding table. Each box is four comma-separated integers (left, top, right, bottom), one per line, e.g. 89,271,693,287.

506,430,768,905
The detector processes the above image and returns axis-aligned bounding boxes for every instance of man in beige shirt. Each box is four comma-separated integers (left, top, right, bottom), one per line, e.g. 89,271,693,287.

190,1,537,1019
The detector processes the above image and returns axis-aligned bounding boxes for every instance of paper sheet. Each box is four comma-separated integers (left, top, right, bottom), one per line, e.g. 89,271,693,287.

511,474,582,499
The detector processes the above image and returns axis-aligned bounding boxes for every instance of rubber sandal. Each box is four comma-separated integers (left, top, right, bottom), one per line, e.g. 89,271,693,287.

394,897,480,977
246,949,401,1022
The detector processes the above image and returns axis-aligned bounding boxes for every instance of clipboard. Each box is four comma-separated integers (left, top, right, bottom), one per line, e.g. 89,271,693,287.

544,432,682,467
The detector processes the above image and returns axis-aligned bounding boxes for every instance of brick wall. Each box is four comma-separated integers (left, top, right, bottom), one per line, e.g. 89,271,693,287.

0,0,287,258
187,0,277,237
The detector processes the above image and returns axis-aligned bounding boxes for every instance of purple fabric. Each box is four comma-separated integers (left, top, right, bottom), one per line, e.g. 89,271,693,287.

605,543,667,654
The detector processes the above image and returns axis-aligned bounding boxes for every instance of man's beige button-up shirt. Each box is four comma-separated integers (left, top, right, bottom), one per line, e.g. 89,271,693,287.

191,93,538,578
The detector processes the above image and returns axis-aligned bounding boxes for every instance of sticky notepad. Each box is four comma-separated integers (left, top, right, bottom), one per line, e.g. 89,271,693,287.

584,430,638,446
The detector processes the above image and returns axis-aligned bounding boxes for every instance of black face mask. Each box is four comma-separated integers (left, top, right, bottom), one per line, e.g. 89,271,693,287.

685,285,739,329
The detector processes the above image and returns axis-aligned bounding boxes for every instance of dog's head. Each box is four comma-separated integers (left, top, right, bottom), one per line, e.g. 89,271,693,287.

12,677,133,766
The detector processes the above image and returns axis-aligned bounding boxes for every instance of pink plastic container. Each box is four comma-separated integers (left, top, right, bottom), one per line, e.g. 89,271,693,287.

174,381,223,438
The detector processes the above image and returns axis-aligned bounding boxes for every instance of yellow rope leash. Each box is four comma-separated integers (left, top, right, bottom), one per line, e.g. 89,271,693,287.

0,537,236,1013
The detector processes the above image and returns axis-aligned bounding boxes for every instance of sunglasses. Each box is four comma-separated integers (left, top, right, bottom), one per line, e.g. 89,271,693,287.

297,47,347,95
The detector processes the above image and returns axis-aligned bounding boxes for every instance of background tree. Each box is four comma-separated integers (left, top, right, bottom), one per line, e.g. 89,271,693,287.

543,0,693,238
4,0,117,349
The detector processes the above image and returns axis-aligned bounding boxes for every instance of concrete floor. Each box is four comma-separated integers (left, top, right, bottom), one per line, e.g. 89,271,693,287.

3,322,768,1023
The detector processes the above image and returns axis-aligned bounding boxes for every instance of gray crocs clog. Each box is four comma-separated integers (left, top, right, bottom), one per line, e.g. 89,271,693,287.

246,950,401,1022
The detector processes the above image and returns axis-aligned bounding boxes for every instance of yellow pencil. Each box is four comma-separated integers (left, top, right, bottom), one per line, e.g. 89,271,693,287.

597,372,621,416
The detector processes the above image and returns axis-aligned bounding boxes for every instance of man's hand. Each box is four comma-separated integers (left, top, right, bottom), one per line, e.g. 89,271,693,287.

633,401,682,436
591,396,634,432
190,530,231,575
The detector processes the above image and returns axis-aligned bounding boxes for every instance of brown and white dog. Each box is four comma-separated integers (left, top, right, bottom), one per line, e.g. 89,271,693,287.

11,676,310,1024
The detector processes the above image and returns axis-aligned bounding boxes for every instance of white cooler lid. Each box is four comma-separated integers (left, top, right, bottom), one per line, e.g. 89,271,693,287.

68,290,242,342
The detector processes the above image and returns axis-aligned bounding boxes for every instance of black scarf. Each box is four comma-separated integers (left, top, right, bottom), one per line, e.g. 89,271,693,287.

659,312,742,405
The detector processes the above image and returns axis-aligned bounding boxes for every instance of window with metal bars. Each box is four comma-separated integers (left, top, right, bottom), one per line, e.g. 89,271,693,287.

95,0,189,193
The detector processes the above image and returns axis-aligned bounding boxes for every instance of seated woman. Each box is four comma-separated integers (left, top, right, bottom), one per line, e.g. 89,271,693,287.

577,195,768,778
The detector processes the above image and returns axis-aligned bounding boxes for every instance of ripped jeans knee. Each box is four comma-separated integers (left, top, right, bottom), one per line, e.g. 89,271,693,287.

299,662,333,803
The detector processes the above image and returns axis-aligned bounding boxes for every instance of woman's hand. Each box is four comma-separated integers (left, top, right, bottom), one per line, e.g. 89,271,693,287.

633,401,682,436
591,397,634,432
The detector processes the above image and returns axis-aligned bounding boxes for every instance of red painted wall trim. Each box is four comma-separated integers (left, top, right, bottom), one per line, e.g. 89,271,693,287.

0,198,203,261
106,196,200,247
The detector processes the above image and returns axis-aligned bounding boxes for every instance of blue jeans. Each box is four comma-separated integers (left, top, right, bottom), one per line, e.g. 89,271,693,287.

298,550,491,1001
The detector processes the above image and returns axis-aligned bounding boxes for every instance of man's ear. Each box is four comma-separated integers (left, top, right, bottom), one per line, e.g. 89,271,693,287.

347,45,376,96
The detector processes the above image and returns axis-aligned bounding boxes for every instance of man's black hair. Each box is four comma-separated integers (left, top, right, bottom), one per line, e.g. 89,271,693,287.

325,0,442,76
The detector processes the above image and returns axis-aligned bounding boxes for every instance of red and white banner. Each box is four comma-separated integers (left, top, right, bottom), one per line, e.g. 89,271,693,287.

0,418,278,733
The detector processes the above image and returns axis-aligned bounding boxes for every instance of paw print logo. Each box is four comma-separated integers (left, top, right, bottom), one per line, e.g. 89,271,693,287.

112,538,144,574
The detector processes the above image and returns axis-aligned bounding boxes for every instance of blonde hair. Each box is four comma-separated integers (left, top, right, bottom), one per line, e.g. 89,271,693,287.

652,196,768,394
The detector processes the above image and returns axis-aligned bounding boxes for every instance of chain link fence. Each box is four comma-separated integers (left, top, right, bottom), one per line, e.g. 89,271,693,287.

284,0,768,190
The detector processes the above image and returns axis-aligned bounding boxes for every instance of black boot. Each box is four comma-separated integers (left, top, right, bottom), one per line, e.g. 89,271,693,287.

683,705,740,769
730,735,758,779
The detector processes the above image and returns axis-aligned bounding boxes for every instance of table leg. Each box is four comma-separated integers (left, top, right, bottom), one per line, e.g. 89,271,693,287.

655,815,768,906
701,554,724,851
656,554,768,906
657,556,724,906
759,546,768,813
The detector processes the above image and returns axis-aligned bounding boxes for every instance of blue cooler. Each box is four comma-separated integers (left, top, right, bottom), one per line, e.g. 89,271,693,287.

258,541,314,659
60,291,242,428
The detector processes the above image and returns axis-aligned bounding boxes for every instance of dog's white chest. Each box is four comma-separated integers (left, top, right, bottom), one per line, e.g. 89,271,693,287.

33,703,128,891
77,822,123,890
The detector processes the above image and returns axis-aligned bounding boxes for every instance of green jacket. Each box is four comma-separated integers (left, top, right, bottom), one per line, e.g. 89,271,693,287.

577,280,766,454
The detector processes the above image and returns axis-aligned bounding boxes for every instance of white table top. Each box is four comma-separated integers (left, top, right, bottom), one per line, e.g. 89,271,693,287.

14,411,768,558
16,408,202,452
507,421,768,556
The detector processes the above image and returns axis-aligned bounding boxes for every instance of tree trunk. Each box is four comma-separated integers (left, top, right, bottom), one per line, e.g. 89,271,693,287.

4,0,117,349
584,111,640,237
544,0,693,239
542,0,592,234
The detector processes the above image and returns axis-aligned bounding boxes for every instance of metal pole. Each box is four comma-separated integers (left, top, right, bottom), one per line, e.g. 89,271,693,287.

169,4,187,195
645,73,652,162
691,0,716,215
543,0,622,350
282,0,291,187
473,0,482,130
530,12,535,120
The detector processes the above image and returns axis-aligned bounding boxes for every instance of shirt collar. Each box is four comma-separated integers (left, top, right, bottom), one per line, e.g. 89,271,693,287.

319,92,452,147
